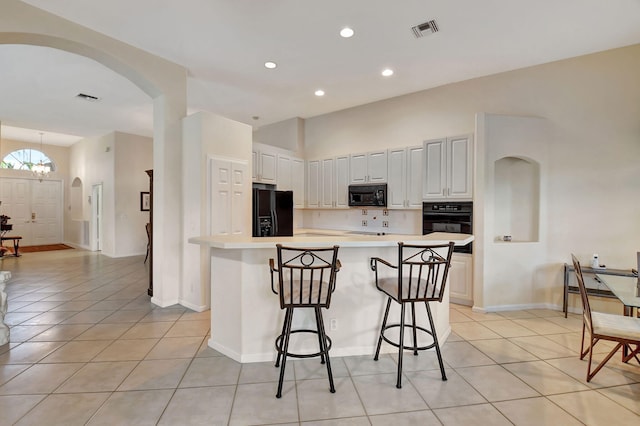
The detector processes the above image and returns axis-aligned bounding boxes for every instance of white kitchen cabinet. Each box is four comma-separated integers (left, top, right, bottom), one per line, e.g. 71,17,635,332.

334,155,350,208
252,147,277,184
278,154,305,209
276,154,292,190
292,158,305,208
350,150,388,184
449,253,473,306
210,158,248,236
320,158,334,208
388,145,423,209
307,156,349,209
307,159,320,208
423,135,473,200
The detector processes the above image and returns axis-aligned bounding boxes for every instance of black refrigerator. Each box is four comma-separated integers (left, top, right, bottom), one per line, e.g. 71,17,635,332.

252,183,294,237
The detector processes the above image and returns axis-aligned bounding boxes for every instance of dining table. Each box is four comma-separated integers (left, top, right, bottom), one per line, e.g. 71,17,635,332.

596,274,640,317
596,274,640,362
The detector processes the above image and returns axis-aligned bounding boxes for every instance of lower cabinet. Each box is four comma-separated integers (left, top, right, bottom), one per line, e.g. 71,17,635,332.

449,253,473,306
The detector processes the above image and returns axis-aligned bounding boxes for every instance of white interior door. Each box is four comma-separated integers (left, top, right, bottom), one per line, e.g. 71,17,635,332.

0,178,62,246
91,184,103,251
31,181,62,245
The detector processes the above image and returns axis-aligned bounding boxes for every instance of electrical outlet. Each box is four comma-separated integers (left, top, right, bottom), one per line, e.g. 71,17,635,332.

382,221,389,228
330,318,338,331
361,209,368,215
362,220,368,226
383,209,389,216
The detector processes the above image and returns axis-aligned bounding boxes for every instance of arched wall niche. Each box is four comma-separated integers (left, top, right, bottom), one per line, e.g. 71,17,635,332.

493,156,540,243
70,177,83,220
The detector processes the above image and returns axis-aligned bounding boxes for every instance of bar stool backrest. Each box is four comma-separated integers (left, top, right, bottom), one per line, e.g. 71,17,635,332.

571,254,594,334
396,242,454,303
271,244,340,309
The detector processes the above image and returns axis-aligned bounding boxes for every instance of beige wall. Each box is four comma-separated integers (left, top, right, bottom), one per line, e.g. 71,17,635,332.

182,111,253,310
253,117,305,156
114,132,153,257
69,132,152,257
302,44,640,312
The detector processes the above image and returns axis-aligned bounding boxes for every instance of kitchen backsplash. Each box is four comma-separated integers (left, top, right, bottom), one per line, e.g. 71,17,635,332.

301,208,422,235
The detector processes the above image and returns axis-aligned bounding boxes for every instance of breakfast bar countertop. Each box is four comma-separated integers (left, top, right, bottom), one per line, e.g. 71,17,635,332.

189,230,474,249
190,229,473,363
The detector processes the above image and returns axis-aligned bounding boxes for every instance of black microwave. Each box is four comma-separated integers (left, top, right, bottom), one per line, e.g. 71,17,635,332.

348,184,387,207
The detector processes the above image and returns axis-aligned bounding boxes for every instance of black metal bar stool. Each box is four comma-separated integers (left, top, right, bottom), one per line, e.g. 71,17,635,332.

269,244,341,398
370,241,454,388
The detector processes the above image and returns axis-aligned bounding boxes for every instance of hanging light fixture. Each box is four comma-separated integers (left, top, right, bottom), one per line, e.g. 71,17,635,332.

32,132,50,182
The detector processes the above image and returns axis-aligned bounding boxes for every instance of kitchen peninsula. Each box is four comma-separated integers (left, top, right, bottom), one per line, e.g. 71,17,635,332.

189,231,473,363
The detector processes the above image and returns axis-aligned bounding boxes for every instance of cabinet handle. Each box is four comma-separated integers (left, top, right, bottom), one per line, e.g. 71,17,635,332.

443,189,446,196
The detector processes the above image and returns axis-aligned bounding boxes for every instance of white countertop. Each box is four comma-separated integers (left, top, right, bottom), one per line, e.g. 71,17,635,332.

189,229,474,249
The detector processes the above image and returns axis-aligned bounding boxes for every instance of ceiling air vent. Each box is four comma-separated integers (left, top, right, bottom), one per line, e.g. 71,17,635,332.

76,93,100,102
411,19,439,38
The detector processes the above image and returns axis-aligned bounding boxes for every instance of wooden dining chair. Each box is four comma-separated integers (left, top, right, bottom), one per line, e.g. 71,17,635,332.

571,254,640,382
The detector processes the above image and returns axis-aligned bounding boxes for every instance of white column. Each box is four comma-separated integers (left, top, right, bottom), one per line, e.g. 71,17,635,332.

0,270,10,346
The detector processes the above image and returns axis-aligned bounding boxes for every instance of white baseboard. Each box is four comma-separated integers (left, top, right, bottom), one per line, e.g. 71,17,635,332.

473,302,561,313
179,299,209,312
150,296,180,308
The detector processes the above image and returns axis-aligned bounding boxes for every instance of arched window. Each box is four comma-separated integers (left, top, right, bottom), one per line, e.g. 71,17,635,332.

1,149,56,172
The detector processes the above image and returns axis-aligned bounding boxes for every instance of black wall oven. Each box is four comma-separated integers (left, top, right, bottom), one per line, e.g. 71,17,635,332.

422,201,473,253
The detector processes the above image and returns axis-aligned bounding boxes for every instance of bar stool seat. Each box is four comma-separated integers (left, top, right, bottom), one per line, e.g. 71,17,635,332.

269,244,341,398
371,241,454,388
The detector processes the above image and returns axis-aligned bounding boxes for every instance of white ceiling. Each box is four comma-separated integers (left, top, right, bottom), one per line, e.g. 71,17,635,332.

2,0,640,146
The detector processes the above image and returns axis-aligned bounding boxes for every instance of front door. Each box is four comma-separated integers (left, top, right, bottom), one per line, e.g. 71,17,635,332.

0,178,63,246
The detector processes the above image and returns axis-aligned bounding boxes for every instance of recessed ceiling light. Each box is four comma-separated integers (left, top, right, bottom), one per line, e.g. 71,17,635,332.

315,89,325,97
340,27,354,38
264,61,277,69
382,68,394,77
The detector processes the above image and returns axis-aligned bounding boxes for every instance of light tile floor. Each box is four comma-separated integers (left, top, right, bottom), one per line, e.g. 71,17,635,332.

1,249,639,425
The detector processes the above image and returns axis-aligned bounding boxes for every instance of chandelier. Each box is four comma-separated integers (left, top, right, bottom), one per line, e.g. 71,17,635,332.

32,132,50,182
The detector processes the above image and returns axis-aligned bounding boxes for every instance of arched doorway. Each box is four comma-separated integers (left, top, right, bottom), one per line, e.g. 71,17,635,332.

1,0,188,307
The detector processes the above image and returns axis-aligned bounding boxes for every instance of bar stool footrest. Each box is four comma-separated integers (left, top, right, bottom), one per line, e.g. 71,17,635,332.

275,329,332,359
380,323,437,352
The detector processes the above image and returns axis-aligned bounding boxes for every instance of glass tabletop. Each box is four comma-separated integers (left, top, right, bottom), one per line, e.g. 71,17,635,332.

596,274,640,308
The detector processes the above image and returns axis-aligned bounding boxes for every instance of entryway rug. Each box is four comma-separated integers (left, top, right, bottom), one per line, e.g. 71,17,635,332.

19,244,74,253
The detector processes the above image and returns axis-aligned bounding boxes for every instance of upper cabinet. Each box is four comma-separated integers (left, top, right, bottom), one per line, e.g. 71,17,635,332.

252,147,277,184
334,155,350,208
276,153,305,208
307,155,349,209
276,154,292,190
254,143,305,208
307,159,320,208
291,158,305,209
388,145,424,209
350,150,388,184
423,135,473,200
